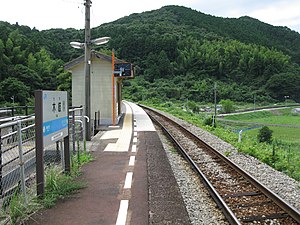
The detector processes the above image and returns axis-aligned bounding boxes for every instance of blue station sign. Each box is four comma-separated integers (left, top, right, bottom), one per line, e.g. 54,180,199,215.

42,91,68,147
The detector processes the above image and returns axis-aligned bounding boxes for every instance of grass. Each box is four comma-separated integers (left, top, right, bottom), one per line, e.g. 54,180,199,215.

219,107,300,181
2,191,42,225
225,108,300,125
144,101,300,181
246,127,300,145
42,151,93,208
222,107,300,143
42,166,86,209
1,151,93,224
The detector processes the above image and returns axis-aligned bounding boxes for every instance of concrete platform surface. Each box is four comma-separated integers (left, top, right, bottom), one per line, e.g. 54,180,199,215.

25,102,190,225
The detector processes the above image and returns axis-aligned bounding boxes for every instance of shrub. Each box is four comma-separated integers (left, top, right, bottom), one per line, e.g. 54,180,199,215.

203,116,216,127
219,99,235,113
257,126,273,143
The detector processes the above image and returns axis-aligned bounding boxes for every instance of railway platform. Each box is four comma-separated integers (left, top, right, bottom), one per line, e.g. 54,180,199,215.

27,101,190,225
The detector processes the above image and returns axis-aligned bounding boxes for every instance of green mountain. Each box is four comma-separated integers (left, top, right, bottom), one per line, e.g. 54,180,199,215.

0,5,300,105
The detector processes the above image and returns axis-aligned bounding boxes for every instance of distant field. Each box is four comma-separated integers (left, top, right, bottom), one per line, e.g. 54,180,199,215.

246,127,300,145
221,107,300,144
225,108,300,125
149,103,300,180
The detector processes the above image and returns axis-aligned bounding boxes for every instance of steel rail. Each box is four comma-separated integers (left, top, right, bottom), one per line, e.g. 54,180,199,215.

148,112,241,225
141,104,300,224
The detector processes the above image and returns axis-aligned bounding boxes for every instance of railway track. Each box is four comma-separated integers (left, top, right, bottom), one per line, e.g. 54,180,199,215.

141,105,300,225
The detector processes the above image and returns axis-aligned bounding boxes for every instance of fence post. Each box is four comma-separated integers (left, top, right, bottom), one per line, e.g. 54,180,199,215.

238,130,243,143
94,111,97,134
11,106,14,117
81,106,87,152
64,135,71,174
17,120,27,205
98,110,100,126
35,90,45,198
25,105,28,116
72,110,76,155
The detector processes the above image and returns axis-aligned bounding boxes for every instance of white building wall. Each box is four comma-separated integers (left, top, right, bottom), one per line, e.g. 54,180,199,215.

91,58,113,124
71,64,85,109
70,56,118,125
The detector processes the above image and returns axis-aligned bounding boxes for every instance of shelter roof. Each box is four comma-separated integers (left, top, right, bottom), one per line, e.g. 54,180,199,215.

64,50,126,71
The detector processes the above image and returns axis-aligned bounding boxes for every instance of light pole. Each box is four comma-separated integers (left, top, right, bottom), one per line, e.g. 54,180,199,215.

70,0,110,141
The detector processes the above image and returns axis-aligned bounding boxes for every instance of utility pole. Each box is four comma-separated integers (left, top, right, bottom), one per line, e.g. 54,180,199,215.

213,82,217,127
84,0,91,141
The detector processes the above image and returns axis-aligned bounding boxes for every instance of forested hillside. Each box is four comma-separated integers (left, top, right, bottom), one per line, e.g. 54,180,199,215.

0,5,300,106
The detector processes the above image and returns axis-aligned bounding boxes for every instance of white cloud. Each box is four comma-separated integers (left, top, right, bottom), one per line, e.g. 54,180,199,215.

0,0,299,33
90,0,197,28
248,1,300,27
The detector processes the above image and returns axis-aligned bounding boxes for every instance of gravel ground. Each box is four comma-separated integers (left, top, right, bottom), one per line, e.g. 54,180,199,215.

156,127,229,225
156,110,300,212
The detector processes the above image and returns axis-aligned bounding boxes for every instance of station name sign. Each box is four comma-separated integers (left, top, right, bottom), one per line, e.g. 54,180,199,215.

36,90,68,148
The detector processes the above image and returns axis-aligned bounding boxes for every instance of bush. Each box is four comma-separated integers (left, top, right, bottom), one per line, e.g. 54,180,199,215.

257,126,273,143
203,116,217,127
219,99,235,113
186,101,200,113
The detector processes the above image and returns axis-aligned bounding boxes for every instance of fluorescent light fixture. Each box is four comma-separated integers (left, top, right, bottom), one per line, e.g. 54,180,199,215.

70,41,84,49
91,37,111,45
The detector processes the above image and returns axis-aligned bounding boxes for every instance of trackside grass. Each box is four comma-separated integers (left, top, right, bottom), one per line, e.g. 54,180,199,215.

145,102,300,181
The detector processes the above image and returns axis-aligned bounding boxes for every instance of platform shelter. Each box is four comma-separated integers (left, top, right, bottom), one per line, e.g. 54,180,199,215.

65,50,134,128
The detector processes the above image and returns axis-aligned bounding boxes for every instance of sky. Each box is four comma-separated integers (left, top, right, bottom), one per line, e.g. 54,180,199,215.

0,0,300,33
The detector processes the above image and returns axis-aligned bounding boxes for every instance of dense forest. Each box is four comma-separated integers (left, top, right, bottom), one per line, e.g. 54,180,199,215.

1,5,300,106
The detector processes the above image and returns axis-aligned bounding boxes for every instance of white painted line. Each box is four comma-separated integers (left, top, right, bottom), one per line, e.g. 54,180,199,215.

124,172,133,189
129,156,135,166
134,121,137,127
131,144,137,152
115,200,129,225
134,131,138,137
108,125,120,128
133,137,137,143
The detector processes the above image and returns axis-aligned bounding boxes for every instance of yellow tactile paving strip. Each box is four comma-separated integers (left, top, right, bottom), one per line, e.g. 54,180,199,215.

103,102,132,152
100,130,121,140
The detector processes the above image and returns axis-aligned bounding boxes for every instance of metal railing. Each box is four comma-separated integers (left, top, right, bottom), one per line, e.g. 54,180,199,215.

0,106,86,209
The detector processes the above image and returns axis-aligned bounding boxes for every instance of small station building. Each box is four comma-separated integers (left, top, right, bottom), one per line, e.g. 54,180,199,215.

65,50,134,129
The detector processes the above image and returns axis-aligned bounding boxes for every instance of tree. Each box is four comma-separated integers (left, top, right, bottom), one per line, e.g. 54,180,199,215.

12,64,42,93
257,126,273,144
0,77,29,105
219,99,235,113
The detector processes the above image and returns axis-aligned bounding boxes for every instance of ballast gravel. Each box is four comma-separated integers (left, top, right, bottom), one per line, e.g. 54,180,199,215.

157,110,300,213
157,129,228,225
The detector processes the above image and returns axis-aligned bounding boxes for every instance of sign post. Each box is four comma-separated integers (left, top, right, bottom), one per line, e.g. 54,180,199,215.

35,90,69,197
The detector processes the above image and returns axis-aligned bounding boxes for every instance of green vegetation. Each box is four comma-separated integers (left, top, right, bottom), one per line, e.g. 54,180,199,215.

219,99,235,113
1,6,300,107
146,101,300,181
1,151,93,224
42,166,85,209
219,108,300,181
257,126,273,143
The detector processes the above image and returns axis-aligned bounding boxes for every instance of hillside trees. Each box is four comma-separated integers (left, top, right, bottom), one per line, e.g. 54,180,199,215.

1,6,300,106
0,28,65,105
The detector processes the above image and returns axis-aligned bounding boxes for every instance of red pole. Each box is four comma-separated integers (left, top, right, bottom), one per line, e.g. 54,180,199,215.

112,50,116,125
